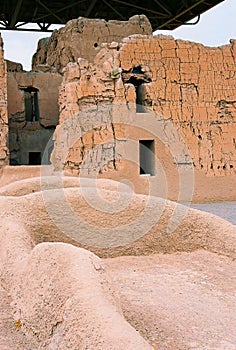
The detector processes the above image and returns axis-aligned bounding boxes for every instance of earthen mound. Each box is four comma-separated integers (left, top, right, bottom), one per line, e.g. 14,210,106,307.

0,221,151,349
0,176,131,197
0,177,235,258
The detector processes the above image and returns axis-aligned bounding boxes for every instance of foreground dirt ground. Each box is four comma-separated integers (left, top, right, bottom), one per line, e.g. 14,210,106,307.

0,250,235,349
0,176,235,349
105,250,236,350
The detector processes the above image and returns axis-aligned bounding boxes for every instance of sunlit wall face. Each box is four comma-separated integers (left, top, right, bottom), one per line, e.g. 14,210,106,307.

1,0,235,71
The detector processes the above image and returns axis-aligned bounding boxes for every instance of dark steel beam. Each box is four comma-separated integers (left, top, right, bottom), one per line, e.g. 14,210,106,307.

157,0,207,29
38,22,51,30
9,0,23,28
153,0,173,16
102,0,123,19
111,0,170,17
36,0,64,24
33,0,86,23
85,0,98,17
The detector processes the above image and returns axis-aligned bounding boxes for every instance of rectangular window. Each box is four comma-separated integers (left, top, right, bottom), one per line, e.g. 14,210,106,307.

139,140,155,176
22,87,40,122
28,152,41,165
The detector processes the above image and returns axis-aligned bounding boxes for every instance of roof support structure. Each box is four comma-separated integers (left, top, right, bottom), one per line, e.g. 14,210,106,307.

0,0,225,32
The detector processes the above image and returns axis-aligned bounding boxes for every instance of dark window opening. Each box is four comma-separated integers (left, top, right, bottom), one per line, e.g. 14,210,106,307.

124,76,150,113
28,152,41,165
22,87,40,122
139,140,155,176
136,84,146,113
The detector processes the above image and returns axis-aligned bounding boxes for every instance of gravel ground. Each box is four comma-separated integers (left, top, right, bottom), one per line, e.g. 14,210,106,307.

190,202,236,225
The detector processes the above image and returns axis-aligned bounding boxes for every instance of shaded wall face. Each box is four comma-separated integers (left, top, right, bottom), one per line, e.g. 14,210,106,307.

0,35,8,166
52,35,236,200
7,71,62,165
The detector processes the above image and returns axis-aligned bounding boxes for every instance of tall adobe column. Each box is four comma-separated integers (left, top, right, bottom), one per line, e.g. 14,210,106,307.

0,34,8,167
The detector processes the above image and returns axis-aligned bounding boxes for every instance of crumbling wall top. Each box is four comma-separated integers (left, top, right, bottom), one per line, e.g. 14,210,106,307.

32,15,152,73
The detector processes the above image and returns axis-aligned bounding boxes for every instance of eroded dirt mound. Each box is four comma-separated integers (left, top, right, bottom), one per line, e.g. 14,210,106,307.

0,223,151,349
0,177,235,259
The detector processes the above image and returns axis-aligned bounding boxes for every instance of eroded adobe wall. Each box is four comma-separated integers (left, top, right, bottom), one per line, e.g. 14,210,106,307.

118,35,236,176
7,64,62,165
52,34,236,200
51,55,124,175
32,15,152,73
0,34,8,167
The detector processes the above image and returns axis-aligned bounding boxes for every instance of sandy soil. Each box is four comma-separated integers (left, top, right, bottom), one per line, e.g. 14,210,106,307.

0,285,36,350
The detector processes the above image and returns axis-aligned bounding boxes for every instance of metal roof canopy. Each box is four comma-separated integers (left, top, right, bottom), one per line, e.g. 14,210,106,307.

0,0,225,32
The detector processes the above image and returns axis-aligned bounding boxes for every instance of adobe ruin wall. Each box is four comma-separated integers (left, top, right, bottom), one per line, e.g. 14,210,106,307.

7,64,62,165
1,16,236,201
0,34,8,167
51,33,236,200
3,15,152,166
